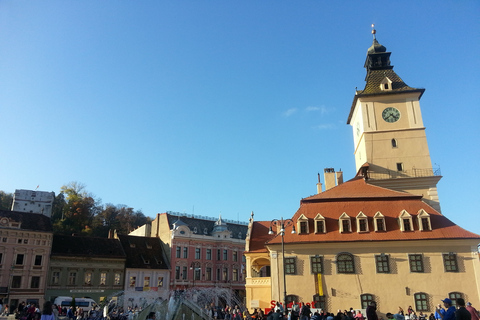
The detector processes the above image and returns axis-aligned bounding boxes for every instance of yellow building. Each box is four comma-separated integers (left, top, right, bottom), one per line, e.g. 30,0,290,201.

244,31,480,315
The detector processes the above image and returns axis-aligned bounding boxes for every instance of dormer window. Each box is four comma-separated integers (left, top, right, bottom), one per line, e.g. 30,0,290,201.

356,212,369,233
339,213,352,233
314,214,326,234
193,227,198,234
373,212,386,232
297,214,309,234
203,228,208,235
380,77,393,91
399,210,414,232
417,209,432,231
238,232,242,239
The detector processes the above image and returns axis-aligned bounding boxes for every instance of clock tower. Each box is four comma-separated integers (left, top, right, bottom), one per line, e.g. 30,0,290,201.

347,27,442,211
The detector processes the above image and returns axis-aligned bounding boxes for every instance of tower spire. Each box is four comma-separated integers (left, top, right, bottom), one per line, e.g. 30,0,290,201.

371,24,376,40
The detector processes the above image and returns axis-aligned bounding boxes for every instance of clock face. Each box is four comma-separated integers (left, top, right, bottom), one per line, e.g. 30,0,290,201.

382,107,400,123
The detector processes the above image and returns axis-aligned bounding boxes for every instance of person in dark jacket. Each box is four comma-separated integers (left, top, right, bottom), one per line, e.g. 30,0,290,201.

456,299,472,320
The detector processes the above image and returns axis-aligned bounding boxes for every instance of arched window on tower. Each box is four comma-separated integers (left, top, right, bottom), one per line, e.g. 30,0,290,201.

392,138,398,148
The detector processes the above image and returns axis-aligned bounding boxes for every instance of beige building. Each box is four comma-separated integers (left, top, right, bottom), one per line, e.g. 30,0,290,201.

0,210,53,310
244,32,480,315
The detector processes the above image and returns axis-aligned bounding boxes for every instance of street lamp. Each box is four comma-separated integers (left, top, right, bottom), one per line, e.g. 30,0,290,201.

268,217,296,313
190,261,201,288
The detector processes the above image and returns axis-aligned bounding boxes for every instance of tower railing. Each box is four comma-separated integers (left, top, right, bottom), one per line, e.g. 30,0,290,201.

367,167,441,180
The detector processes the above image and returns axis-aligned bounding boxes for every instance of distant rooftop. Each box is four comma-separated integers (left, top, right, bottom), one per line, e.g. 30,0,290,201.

165,211,249,225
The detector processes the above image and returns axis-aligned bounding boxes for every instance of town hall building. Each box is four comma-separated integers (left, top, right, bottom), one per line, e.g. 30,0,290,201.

244,30,480,315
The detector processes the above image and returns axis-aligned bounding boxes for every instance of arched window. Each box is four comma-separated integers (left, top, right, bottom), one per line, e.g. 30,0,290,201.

414,292,429,311
286,295,299,307
337,253,355,274
360,294,375,309
449,292,463,307
392,138,398,148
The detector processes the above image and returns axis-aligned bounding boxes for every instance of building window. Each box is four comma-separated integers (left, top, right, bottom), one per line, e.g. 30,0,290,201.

316,220,325,233
403,219,412,231
114,273,121,285
233,268,238,281
358,218,367,232
100,272,107,285
443,253,458,272
182,266,187,280
130,276,136,287
337,253,355,274
183,247,188,259
30,276,40,289
195,248,201,260
233,251,238,262
392,139,397,148
311,256,323,274
417,209,431,231
397,163,404,172
206,267,212,281
176,247,181,258
51,272,60,285
16,254,24,265
34,255,42,266
376,218,385,231
375,254,390,273
194,268,201,280
216,268,221,281
409,254,424,272
0,252,3,264
223,267,228,281
339,213,351,233
421,218,430,231
361,294,375,309
206,249,212,260
144,276,150,287
68,272,77,285
158,276,163,287
300,221,308,234
217,249,221,260
84,272,92,285
285,257,296,275
223,249,228,261
313,294,326,309
11,276,21,288
414,292,429,311
286,295,299,307
175,267,180,280
449,292,463,307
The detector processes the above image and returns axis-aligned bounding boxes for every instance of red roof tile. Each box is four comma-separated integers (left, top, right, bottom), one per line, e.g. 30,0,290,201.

247,221,276,253
248,178,480,247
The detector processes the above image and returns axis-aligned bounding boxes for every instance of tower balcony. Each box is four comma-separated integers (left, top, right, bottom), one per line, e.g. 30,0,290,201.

367,166,441,180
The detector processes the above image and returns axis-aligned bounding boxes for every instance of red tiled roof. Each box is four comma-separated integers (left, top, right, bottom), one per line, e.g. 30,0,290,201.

250,178,480,246
247,221,276,253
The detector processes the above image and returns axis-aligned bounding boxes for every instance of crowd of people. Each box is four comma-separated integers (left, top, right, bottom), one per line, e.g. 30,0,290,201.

244,299,480,320
6,301,107,320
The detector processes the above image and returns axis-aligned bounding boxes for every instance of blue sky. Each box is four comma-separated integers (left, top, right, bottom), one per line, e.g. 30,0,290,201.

1,1,479,233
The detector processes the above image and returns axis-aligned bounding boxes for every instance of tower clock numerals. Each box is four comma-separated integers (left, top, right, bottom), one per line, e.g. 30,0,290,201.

382,107,400,123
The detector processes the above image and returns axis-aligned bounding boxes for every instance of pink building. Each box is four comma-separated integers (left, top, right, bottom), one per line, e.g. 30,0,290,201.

150,212,248,305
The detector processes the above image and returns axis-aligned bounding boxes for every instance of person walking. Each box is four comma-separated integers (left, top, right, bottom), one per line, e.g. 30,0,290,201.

466,303,480,320
41,302,55,320
456,299,471,320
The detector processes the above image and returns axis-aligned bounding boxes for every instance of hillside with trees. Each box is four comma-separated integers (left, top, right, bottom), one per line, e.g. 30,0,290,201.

1,182,150,237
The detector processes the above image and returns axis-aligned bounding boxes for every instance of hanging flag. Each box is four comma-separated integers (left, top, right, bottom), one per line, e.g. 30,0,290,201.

317,273,323,296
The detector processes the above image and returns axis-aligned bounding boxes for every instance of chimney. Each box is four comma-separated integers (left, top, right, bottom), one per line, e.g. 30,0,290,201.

336,170,343,185
316,173,323,194
324,168,336,190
